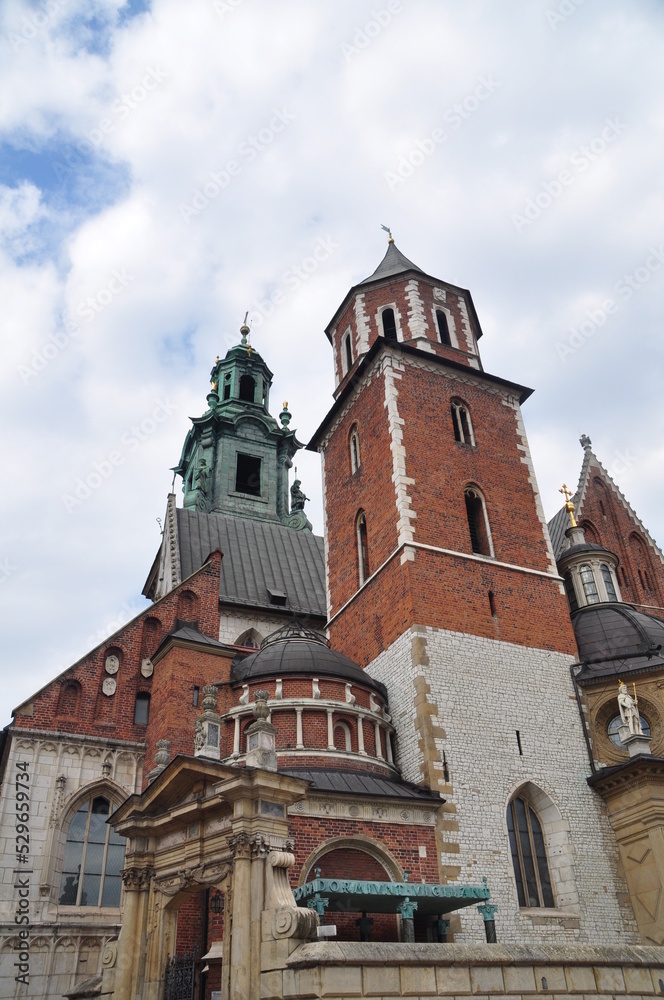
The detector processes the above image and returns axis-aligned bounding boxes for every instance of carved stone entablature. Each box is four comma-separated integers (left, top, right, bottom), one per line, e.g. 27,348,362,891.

120,866,154,891
152,860,231,896
288,796,438,826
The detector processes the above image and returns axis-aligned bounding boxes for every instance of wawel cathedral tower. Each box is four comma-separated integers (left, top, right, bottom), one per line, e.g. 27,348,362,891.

2,238,664,1000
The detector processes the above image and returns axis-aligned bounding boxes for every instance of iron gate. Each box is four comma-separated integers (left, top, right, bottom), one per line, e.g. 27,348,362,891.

162,949,197,1000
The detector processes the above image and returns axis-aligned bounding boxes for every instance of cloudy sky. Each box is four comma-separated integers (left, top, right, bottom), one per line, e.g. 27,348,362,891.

1,0,663,724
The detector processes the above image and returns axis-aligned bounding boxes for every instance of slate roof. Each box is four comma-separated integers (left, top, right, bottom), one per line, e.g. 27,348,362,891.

358,241,425,286
574,603,664,682
281,767,442,802
548,503,573,561
176,509,327,618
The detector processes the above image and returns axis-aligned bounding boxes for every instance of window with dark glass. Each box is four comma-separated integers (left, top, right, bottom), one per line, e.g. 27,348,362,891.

436,309,451,346
239,374,255,402
507,797,554,908
236,454,261,495
134,692,150,725
564,572,578,612
58,797,125,907
344,333,353,373
356,511,370,586
223,373,231,400
381,308,397,341
600,564,617,602
607,713,651,748
451,399,474,445
350,427,361,473
465,488,491,556
579,564,600,604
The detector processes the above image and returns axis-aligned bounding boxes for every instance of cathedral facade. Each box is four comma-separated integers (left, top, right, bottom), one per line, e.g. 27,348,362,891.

1,241,664,999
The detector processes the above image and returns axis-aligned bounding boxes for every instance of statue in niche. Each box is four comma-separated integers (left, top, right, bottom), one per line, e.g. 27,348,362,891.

290,479,309,512
617,681,643,737
194,458,209,511
194,719,205,752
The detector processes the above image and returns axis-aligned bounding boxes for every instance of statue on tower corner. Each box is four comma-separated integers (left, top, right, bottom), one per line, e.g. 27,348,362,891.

617,681,643,738
290,479,309,512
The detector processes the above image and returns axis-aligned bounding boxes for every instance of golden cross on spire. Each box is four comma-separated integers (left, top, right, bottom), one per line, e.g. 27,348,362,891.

559,483,577,528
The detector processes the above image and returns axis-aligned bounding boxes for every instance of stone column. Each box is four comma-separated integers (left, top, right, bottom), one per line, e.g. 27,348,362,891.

374,720,383,759
229,832,252,1000
296,707,304,749
113,866,153,999
357,715,366,755
327,709,335,750
233,715,241,756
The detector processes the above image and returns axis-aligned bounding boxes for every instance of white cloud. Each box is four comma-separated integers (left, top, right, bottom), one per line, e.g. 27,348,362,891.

1,0,664,720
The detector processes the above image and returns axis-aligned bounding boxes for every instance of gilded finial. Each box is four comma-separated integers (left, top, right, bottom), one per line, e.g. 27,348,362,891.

559,483,577,528
381,223,394,244
240,311,250,346
283,401,288,409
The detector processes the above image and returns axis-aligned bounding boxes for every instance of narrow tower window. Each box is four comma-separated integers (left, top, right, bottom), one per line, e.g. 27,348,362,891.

436,309,451,346
563,571,579,612
350,426,361,473
600,564,617,601
239,374,255,402
134,693,150,725
579,564,600,604
464,487,492,556
381,308,398,341
507,797,554,909
451,399,474,445
343,332,353,374
356,511,370,586
223,373,232,400
236,453,261,496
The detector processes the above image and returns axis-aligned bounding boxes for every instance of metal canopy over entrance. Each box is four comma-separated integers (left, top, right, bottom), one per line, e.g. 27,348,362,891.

293,875,492,915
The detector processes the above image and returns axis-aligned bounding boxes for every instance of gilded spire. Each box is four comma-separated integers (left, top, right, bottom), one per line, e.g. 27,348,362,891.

559,483,577,528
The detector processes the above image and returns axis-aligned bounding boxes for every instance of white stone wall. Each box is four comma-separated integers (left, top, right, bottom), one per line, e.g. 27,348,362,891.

218,607,304,646
365,626,640,946
0,730,143,999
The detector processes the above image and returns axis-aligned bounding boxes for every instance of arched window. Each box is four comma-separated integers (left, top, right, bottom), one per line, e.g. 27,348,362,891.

464,487,493,557
134,692,150,725
343,331,353,374
563,572,578,612
579,564,599,604
600,564,617,602
350,426,361,473
451,399,474,445
356,511,370,586
436,309,451,346
507,796,554,908
334,721,352,752
58,797,125,908
236,628,263,648
607,713,651,748
239,374,255,402
381,308,398,341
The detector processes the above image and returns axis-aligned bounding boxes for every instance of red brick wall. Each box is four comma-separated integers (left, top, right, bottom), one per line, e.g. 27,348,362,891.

14,553,223,748
579,463,664,611
323,356,577,662
331,276,481,389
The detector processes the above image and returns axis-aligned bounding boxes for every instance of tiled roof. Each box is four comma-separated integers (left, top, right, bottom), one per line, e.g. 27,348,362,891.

176,509,327,618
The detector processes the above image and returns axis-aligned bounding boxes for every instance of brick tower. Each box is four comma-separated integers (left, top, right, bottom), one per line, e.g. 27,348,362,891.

309,237,639,944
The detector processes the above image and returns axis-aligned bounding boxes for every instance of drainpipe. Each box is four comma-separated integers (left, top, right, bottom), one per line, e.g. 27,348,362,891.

570,663,596,775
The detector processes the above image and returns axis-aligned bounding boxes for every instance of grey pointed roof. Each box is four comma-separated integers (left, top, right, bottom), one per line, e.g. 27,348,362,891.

359,241,425,286
176,508,327,617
